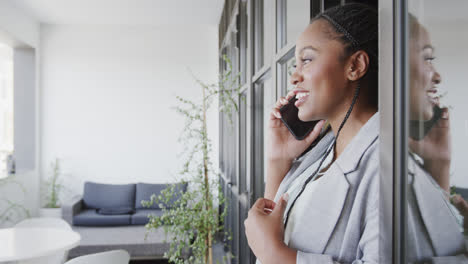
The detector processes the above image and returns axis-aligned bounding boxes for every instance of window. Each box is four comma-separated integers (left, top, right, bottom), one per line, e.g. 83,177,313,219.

0,43,14,179
254,0,274,72
277,0,311,49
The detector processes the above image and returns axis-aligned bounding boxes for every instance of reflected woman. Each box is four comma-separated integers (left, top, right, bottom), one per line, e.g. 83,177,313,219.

244,4,379,263
407,13,468,263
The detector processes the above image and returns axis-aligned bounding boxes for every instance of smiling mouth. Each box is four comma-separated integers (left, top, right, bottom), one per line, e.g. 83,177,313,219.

295,92,310,107
426,88,440,105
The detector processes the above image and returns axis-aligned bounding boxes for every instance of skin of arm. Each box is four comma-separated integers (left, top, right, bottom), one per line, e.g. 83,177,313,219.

264,158,294,200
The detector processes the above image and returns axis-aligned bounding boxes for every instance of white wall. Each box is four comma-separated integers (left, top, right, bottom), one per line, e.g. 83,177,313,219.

40,25,219,199
0,1,40,48
0,1,40,226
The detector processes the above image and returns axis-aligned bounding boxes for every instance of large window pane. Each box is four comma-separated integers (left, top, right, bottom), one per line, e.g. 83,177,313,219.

253,74,273,199
239,91,248,193
262,78,274,184
253,83,264,200
286,0,310,47
254,0,274,72
262,0,274,67
278,52,296,97
253,75,274,201
405,0,468,262
0,43,13,179
239,1,248,85
278,0,310,49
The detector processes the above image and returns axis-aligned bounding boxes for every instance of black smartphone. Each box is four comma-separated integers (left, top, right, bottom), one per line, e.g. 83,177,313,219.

280,96,319,140
409,105,443,140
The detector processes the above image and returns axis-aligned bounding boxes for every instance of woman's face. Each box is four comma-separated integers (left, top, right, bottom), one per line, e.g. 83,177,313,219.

409,22,442,120
291,20,351,122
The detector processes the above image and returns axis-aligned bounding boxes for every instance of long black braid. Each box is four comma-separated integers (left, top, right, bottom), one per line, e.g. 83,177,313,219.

283,3,378,228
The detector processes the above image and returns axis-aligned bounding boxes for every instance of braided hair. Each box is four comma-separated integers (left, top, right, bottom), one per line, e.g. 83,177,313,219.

313,3,378,108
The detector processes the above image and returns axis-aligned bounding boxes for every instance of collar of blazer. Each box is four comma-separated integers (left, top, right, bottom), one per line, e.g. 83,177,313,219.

292,112,379,179
409,156,466,256
279,113,380,254
334,112,380,174
277,112,380,203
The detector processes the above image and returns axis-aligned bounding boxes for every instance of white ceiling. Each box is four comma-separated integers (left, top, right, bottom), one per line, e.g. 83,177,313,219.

11,0,225,26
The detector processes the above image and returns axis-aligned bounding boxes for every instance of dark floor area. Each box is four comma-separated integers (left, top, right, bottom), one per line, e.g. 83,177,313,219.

130,260,169,264
129,240,227,264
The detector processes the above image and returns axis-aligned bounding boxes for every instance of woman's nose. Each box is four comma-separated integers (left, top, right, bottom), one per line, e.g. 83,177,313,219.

290,70,303,85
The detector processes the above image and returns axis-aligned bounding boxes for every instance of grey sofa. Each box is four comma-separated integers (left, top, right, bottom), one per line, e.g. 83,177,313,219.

62,181,188,260
63,181,186,226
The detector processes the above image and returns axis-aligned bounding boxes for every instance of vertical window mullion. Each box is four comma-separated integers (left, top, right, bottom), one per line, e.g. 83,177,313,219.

393,0,409,263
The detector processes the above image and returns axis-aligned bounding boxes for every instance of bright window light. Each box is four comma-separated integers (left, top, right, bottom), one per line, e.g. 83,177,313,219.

0,43,14,179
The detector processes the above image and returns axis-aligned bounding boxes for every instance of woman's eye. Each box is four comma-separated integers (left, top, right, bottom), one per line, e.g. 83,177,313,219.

301,58,312,64
424,56,435,64
424,55,435,62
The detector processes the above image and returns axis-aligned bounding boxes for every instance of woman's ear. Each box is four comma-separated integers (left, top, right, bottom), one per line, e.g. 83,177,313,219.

346,51,370,81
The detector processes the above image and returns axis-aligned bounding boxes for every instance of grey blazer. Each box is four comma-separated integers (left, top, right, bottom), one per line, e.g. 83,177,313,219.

267,113,380,264
406,155,468,264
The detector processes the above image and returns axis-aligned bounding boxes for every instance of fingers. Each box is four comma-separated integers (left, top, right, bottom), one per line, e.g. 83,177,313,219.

408,137,421,154
271,91,298,120
435,107,450,128
452,194,468,216
251,198,276,214
272,193,289,216
285,90,296,101
303,120,325,144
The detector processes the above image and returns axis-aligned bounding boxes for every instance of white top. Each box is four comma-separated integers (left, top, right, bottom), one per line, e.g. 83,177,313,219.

0,227,81,262
283,146,334,245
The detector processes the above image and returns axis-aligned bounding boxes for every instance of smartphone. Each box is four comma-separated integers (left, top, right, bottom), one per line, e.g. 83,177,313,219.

409,105,443,140
280,96,319,140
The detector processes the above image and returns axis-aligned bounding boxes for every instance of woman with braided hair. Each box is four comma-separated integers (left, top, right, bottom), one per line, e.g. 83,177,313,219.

244,3,379,263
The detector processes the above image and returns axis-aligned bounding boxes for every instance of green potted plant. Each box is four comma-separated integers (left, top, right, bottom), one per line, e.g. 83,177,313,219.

40,158,65,218
144,55,241,264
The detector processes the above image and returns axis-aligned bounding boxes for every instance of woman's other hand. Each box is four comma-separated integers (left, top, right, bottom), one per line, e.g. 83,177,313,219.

451,194,468,232
244,194,296,264
268,90,325,163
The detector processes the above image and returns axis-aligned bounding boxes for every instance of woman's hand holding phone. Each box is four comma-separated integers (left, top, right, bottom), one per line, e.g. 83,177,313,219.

409,107,451,191
268,90,325,164
263,90,324,200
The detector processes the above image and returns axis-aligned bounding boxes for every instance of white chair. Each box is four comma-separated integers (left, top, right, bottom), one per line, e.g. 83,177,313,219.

64,250,130,264
15,217,72,264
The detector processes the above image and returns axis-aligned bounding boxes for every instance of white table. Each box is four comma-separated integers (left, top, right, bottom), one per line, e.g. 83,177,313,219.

0,227,81,263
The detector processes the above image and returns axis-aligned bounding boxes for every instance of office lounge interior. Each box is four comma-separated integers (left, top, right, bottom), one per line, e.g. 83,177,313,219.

1,0,468,264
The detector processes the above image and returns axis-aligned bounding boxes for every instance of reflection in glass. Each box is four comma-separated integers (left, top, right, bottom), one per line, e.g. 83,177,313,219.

406,1,468,262
286,57,296,92
278,55,296,97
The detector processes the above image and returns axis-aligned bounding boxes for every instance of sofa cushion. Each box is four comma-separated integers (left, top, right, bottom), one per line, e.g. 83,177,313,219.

83,182,136,209
96,207,135,215
135,182,187,209
131,209,165,225
74,209,131,226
